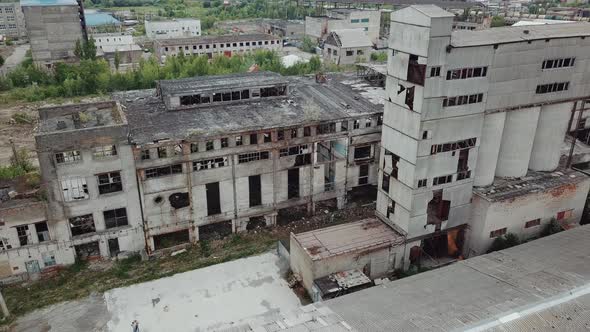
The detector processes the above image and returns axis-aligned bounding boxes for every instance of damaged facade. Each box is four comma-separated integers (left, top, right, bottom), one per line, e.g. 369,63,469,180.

378,5,590,262
0,71,385,277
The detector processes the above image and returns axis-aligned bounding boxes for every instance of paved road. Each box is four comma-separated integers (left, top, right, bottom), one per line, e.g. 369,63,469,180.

0,44,29,75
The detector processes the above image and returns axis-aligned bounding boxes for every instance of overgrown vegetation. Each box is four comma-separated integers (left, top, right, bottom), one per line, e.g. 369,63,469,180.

0,50,325,103
0,147,35,181
300,36,317,53
370,51,387,62
491,16,506,28
541,218,564,236
488,232,520,253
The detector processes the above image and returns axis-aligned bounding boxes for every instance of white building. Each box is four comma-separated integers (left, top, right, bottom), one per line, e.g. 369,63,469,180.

0,2,26,39
323,29,373,65
92,33,143,69
305,9,381,43
377,5,590,259
145,19,201,39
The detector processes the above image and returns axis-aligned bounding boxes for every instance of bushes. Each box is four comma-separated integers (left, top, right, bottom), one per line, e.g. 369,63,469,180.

488,232,520,253
370,51,387,62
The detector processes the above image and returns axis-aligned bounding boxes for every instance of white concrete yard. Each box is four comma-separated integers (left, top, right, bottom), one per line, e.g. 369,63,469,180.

104,252,301,332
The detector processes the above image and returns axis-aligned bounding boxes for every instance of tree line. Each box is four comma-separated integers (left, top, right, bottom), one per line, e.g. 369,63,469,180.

0,50,322,102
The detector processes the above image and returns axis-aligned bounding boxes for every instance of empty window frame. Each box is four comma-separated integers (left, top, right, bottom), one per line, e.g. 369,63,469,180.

206,141,214,151
221,138,229,148
382,173,390,193
430,137,477,155
263,132,272,143
535,82,569,94
190,143,199,153
443,93,483,107
55,150,81,164
69,214,96,236
141,149,151,160
193,157,228,171
16,225,28,246
303,126,312,137
417,179,427,188
354,145,372,160
432,174,453,186
35,222,50,242
317,122,336,134
446,66,487,80
542,57,575,70
489,227,507,238
157,147,168,158
97,171,122,195
525,218,541,228
429,66,441,77
238,151,270,164
279,144,309,157
104,208,128,229
556,209,573,220
145,164,183,179
61,177,89,201
235,135,243,146
249,133,258,145
260,85,287,97
278,130,285,141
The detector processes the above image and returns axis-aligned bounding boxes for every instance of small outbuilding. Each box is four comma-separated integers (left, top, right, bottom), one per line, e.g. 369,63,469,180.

323,29,373,65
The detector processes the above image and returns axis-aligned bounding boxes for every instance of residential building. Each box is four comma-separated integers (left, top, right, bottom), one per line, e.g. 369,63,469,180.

0,2,26,39
305,9,381,43
323,29,373,65
145,19,201,39
153,33,282,62
377,5,590,260
259,19,304,41
92,33,143,70
21,0,86,68
0,71,384,277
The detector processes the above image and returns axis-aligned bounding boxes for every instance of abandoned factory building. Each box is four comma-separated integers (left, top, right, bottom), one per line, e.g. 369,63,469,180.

16,71,386,268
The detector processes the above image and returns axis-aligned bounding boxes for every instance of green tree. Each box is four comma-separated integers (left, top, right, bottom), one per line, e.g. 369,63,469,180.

84,37,97,60
309,56,321,72
74,39,83,59
0,55,5,67
114,50,121,71
491,16,506,28
300,36,317,53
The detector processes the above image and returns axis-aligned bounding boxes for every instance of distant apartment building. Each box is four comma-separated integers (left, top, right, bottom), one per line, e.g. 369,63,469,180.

323,29,373,65
305,9,381,43
0,2,26,39
154,33,282,62
378,5,590,260
145,19,201,39
21,0,86,68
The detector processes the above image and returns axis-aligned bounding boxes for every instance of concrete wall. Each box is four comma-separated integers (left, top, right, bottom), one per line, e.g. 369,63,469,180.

0,2,26,39
468,176,590,255
145,19,201,39
323,45,372,65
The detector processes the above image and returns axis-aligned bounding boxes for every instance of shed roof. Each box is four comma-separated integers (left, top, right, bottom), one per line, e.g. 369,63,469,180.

451,22,590,47
291,218,404,261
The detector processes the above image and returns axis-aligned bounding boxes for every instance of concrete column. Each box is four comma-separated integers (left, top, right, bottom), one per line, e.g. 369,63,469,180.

495,106,541,178
529,102,573,171
337,195,346,209
474,112,506,187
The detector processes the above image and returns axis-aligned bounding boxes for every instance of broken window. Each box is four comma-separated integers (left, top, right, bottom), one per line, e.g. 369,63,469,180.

108,239,120,258
489,227,507,238
303,126,311,137
141,149,151,160
173,144,183,156
317,122,336,134
42,251,56,266
417,179,427,188
354,145,371,160
104,208,128,228
288,168,300,199
238,151,270,164
556,209,573,220
249,133,258,145
279,144,309,157
386,200,395,218
206,141,214,151
235,135,243,146
93,145,117,159
536,82,569,94
169,192,190,209
353,119,360,129
193,157,228,171
97,171,122,195
263,132,272,143
525,219,541,228
443,93,483,107
365,118,372,128
199,220,232,241
427,191,450,227
407,54,426,86
341,120,348,132
154,230,189,250
446,66,487,80
190,143,199,153
221,138,228,148
433,174,453,186
277,130,285,141
358,164,369,185
70,214,96,236
430,138,477,155
249,175,262,207
346,50,354,56
75,241,100,260
405,86,415,110
61,177,89,201
145,164,183,179
294,154,312,166
382,173,390,193
157,147,168,158
35,222,50,242
206,182,221,215
16,225,28,246
55,150,81,164
542,57,575,69
290,128,298,139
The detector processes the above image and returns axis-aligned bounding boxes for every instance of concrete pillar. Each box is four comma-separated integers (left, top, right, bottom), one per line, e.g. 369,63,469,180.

529,102,573,171
264,213,278,227
495,107,541,178
337,196,346,209
474,112,506,187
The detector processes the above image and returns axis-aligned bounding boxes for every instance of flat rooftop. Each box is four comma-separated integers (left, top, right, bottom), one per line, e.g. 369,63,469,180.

37,102,125,134
21,0,77,6
114,73,385,144
451,22,590,47
223,225,590,331
473,167,589,202
157,72,288,97
291,218,404,261
154,33,279,46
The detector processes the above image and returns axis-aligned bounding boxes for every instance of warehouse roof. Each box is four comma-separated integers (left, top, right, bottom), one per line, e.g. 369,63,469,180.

21,0,77,6
291,218,404,261
473,167,589,202
452,22,590,47
154,33,279,46
114,73,385,144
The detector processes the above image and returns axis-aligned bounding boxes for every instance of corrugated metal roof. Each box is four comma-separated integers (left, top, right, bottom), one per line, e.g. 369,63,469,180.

451,22,590,47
